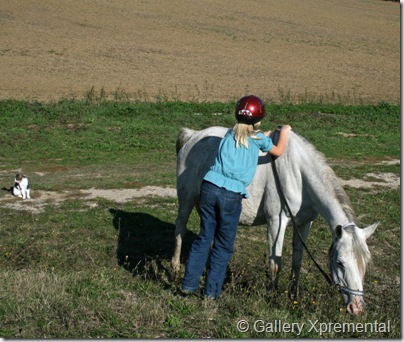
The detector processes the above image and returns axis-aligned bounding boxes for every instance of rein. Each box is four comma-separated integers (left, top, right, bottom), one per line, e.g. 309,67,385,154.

270,129,364,297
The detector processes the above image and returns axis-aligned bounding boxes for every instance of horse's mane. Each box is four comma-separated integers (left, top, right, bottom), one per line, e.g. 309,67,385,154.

290,132,359,225
351,228,372,276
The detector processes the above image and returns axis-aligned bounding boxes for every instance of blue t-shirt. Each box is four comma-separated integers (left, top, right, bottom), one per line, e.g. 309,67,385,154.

204,128,273,198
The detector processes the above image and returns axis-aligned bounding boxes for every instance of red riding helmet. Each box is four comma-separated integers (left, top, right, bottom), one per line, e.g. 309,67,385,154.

235,95,266,124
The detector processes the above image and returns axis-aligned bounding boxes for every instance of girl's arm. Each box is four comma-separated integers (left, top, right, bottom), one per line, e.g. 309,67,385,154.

267,125,292,157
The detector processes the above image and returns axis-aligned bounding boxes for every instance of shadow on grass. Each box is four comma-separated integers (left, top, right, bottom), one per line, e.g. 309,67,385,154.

109,209,197,280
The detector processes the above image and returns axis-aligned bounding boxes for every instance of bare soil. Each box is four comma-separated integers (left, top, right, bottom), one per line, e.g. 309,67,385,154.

0,0,399,103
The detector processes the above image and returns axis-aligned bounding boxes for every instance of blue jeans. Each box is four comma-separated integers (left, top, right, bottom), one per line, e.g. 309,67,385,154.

182,180,243,298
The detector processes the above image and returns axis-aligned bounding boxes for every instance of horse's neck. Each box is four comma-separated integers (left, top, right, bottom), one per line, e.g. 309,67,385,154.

314,196,350,233
287,136,353,232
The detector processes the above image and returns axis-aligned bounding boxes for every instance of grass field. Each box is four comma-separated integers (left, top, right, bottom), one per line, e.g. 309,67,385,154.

0,99,400,338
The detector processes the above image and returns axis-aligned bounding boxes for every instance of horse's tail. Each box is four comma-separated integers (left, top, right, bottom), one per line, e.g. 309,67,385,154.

176,127,195,155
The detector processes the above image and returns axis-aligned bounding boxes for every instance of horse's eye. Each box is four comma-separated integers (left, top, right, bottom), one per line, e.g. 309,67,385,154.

336,260,344,267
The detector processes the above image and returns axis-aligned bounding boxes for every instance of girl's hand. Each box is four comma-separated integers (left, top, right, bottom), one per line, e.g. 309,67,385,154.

263,130,271,137
281,125,292,133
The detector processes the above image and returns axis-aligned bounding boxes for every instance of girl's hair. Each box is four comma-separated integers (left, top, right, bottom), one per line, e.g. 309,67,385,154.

232,121,262,148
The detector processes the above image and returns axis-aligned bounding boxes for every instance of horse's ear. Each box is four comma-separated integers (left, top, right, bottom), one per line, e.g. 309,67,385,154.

335,225,343,239
360,222,379,240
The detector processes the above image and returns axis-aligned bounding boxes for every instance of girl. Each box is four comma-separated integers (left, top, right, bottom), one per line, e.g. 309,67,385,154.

182,95,292,299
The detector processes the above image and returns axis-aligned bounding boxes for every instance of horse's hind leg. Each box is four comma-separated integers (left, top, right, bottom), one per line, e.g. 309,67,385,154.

171,196,196,273
289,221,312,300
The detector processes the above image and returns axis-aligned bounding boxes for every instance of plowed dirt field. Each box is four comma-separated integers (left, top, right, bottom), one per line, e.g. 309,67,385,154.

0,0,399,103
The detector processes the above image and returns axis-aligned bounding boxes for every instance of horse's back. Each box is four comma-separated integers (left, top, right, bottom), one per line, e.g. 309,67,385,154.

176,127,196,155
176,126,227,174
176,126,228,200
176,127,323,224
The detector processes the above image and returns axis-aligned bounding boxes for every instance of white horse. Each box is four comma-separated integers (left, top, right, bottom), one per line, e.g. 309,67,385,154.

172,126,378,315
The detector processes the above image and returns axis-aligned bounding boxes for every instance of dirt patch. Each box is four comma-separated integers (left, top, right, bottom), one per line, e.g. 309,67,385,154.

340,172,400,190
82,186,177,203
0,0,399,103
0,186,177,214
1,185,178,212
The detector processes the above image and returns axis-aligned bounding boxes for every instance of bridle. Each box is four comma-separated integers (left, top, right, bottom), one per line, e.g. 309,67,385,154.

339,287,365,297
270,129,365,298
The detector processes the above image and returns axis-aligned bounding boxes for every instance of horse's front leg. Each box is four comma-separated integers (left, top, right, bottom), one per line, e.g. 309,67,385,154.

289,221,312,300
267,217,288,292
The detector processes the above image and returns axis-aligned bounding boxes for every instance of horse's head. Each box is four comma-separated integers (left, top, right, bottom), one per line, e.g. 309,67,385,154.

329,222,378,315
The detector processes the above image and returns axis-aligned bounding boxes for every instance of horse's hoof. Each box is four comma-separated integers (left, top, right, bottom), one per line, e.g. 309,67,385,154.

268,277,279,291
171,260,181,275
288,280,298,300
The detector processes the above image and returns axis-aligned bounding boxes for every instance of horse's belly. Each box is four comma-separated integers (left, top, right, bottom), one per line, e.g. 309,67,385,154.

239,198,266,226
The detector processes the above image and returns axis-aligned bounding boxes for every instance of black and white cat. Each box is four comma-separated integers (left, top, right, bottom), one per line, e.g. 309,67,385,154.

12,173,31,199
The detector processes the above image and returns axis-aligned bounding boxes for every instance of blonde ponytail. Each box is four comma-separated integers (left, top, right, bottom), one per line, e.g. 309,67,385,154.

232,122,262,148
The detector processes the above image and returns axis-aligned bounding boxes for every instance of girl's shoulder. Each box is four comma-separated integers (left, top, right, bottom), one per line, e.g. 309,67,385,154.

248,131,266,141
250,132,272,149
224,128,234,138
254,131,266,138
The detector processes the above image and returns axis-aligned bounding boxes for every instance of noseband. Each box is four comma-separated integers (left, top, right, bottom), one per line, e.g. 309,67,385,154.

339,286,365,296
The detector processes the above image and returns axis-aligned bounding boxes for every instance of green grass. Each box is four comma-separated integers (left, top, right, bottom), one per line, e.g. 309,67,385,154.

0,99,400,338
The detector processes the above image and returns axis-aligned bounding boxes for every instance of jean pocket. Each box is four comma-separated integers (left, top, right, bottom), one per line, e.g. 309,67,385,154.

200,187,214,207
223,196,242,215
